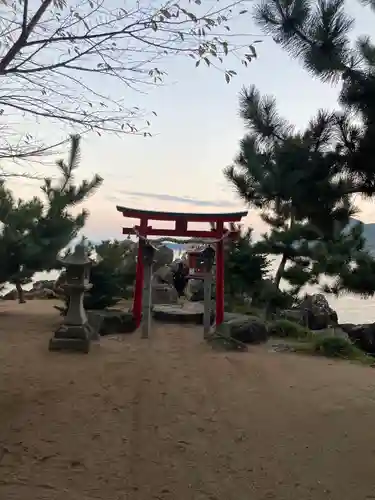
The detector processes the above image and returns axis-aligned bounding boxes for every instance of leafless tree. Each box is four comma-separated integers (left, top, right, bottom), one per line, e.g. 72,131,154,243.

0,0,258,169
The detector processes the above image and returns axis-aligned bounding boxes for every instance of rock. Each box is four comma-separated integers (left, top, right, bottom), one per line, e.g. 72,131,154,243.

87,310,137,336
154,246,174,271
185,279,206,302
340,323,375,354
152,265,174,286
297,294,338,330
219,314,269,344
279,309,305,325
185,279,203,301
27,288,58,300
152,303,215,325
32,280,56,291
2,286,58,300
2,289,18,300
152,284,178,305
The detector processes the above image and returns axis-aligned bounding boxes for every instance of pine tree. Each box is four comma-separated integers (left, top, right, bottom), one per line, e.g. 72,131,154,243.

0,135,102,302
225,84,375,297
253,0,375,196
224,224,270,305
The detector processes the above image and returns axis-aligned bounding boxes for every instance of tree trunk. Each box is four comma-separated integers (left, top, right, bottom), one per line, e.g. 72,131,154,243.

275,253,288,289
274,207,296,290
15,280,26,304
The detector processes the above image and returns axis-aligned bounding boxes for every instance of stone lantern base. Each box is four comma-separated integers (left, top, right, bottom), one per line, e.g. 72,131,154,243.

49,323,94,353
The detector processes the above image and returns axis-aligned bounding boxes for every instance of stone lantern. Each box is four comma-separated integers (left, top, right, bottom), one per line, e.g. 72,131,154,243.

49,242,96,353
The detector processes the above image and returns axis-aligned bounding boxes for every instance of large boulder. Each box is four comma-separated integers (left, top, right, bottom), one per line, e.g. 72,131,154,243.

340,323,375,354
154,245,174,271
219,313,269,344
297,294,338,330
152,265,174,286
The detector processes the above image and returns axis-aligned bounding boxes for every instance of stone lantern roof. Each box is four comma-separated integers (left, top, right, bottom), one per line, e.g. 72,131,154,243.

57,243,92,267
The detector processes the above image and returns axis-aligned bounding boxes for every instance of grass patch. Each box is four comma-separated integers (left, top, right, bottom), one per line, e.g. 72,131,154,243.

294,333,374,366
268,318,312,340
268,322,373,366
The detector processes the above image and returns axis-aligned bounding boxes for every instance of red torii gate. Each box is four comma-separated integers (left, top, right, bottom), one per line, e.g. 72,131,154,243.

116,206,248,328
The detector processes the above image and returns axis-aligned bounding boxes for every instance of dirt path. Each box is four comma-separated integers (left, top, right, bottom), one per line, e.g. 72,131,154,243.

1,301,375,500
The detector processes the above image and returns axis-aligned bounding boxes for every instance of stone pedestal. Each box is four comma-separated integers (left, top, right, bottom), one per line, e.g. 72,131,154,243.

49,323,93,353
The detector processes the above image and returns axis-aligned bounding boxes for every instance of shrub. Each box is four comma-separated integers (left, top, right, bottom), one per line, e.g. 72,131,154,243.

268,319,312,339
230,303,264,318
252,281,296,312
312,335,359,359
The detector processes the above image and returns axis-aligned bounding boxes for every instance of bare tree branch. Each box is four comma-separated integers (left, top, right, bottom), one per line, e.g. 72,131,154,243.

0,0,259,167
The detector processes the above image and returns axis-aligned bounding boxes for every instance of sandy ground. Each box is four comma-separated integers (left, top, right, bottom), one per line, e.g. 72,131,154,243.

1,301,375,500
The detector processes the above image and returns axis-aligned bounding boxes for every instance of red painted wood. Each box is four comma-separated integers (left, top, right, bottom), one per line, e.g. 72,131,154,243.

175,218,188,233
188,252,206,276
123,227,227,238
215,221,225,326
117,205,247,222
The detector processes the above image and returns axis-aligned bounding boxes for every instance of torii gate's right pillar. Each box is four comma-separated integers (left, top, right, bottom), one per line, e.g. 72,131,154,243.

215,221,225,326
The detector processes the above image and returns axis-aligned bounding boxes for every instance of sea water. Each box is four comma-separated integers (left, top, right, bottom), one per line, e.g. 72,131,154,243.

3,242,373,325
8,271,372,325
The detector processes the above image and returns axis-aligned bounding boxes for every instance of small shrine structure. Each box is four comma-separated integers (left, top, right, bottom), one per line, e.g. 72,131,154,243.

116,206,248,328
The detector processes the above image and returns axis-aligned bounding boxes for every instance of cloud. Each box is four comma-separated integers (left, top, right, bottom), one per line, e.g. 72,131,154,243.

107,190,240,208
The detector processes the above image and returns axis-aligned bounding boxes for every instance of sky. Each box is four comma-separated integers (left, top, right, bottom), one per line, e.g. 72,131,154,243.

6,0,375,243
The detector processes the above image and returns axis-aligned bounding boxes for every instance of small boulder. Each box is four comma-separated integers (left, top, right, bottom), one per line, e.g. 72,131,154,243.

2,289,18,300
185,279,204,302
340,323,375,354
87,310,137,336
220,314,269,344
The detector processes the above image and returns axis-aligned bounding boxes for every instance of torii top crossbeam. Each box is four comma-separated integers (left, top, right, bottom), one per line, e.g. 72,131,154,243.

117,205,248,239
